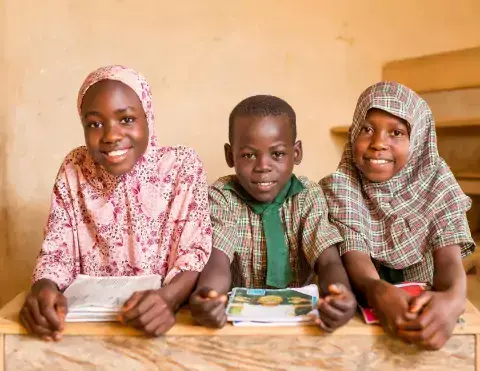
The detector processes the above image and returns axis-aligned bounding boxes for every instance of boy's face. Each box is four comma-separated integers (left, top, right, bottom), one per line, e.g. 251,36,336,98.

353,108,410,182
225,114,302,203
81,80,149,176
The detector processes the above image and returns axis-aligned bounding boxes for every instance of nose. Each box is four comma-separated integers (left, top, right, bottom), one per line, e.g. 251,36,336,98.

369,131,388,151
253,153,272,172
102,122,123,144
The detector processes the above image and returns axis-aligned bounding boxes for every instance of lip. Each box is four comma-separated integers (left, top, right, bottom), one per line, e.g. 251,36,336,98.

250,180,277,192
101,147,132,164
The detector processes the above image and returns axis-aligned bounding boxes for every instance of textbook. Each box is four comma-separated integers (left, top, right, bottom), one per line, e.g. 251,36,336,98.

64,274,162,322
226,284,319,326
359,282,428,324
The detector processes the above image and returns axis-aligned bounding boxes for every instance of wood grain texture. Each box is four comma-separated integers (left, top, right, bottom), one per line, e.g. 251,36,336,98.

2,293,480,337
4,334,475,371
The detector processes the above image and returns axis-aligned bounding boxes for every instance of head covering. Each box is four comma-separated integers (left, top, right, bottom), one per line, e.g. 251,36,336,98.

32,66,212,290
320,81,474,281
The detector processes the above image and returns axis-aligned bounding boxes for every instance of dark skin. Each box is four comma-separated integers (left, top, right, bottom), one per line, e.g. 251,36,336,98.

347,108,466,349
20,80,198,339
190,114,356,330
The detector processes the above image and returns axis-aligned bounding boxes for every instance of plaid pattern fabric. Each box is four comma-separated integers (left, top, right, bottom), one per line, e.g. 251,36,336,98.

320,81,475,283
210,175,343,288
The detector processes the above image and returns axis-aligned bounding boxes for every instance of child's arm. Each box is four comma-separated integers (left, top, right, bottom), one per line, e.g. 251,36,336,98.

189,248,232,328
313,246,356,332
397,245,466,349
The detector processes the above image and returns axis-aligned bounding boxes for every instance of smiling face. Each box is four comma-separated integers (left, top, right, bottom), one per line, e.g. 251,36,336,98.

80,80,149,176
225,114,302,203
353,108,410,182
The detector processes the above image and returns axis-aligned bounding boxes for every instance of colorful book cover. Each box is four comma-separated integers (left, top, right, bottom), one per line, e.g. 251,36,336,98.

226,284,319,323
359,282,428,324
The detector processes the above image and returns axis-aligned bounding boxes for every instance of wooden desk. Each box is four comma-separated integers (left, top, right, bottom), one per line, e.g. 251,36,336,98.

0,293,479,370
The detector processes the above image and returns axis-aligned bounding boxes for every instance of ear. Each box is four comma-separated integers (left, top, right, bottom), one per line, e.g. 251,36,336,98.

224,143,235,168
293,140,303,165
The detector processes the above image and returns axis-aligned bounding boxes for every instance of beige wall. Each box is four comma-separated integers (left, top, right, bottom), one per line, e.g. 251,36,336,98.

1,0,480,305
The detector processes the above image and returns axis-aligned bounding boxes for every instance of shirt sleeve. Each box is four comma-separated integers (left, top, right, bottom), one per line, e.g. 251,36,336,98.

208,184,238,263
429,211,475,258
301,185,344,267
163,149,213,284
32,162,77,291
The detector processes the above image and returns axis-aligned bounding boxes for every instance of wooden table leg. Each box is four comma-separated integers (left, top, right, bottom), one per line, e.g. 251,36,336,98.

476,334,480,371
0,334,4,371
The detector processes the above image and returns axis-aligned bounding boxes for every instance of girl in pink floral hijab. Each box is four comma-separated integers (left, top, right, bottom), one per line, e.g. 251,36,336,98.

20,65,212,339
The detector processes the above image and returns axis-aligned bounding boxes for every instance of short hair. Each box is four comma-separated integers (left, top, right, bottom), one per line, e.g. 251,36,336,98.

228,95,296,143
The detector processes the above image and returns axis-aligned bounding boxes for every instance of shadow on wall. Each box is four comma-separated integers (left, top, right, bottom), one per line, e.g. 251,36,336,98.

0,191,47,306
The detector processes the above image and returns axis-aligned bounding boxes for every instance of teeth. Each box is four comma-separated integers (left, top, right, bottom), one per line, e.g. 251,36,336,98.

369,159,389,164
107,149,129,157
257,182,274,186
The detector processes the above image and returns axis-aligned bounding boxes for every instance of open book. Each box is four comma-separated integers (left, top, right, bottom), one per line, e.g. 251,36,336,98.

226,284,319,327
359,282,428,324
64,275,162,322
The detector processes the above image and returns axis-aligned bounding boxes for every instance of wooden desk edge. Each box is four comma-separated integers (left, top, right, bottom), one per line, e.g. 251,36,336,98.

1,292,480,337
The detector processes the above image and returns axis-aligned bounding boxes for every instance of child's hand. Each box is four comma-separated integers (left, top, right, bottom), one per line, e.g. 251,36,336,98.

189,287,228,328
314,284,356,332
367,280,417,334
120,289,176,336
19,280,67,341
396,291,464,350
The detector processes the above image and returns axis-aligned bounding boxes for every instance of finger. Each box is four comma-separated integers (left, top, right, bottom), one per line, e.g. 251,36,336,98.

26,299,50,329
142,315,165,335
421,331,447,350
195,287,215,299
314,316,334,333
209,303,228,327
153,315,176,336
128,303,161,329
328,296,356,312
19,309,34,334
398,310,434,331
122,291,147,312
22,307,54,337
318,301,344,321
193,298,225,314
328,283,346,296
409,292,433,314
122,294,157,323
55,295,68,332
207,290,219,299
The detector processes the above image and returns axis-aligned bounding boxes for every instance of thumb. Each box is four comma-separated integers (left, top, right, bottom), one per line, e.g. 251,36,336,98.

195,287,217,299
122,291,145,312
55,295,68,330
409,291,433,313
328,283,346,296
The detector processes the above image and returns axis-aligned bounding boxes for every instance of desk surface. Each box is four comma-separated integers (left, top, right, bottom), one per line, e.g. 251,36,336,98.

1,292,480,337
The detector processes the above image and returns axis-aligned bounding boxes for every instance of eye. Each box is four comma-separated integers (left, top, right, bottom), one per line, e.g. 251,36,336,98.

242,153,256,160
86,121,102,129
361,126,374,134
272,151,285,159
120,116,135,125
392,129,404,137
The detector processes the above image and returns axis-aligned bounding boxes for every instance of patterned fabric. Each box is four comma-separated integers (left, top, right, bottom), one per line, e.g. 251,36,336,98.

224,176,305,288
32,65,212,290
320,81,475,283
210,175,343,288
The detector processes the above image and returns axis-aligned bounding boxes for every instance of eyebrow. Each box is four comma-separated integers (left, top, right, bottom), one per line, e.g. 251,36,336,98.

83,106,136,119
238,142,288,151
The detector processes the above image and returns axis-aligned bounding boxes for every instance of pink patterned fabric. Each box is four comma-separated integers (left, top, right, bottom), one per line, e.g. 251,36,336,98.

32,65,212,290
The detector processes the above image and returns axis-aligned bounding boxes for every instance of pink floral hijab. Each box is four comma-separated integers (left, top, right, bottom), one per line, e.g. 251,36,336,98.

33,66,212,290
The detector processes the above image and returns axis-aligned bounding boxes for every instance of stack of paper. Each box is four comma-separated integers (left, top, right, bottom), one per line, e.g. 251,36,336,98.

225,284,319,327
63,275,162,322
